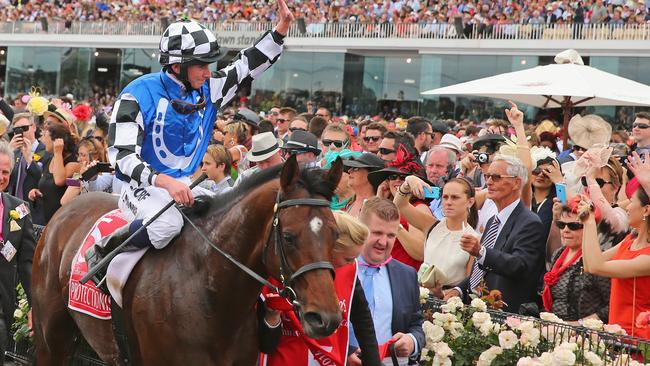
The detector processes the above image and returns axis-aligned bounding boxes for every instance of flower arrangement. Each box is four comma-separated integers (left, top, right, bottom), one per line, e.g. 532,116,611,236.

420,295,650,366
12,284,31,344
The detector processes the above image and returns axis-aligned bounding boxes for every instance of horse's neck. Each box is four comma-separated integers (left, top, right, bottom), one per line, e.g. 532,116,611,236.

201,184,277,297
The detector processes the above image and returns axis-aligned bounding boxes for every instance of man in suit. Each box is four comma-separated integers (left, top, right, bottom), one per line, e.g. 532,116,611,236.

0,141,36,364
446,155,545,314
349,197,424,365
7,113,47,225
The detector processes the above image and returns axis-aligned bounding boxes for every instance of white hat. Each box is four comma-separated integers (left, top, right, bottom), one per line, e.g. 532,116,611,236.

438,134,463,154
246,132,282,162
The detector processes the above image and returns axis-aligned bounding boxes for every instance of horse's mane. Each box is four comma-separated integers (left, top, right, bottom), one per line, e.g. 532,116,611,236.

201,163,336,218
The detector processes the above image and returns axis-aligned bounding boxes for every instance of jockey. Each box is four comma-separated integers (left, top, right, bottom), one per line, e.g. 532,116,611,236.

85,1,294,275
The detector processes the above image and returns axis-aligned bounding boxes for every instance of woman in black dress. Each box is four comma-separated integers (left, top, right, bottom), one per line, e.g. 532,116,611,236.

28,122,79,224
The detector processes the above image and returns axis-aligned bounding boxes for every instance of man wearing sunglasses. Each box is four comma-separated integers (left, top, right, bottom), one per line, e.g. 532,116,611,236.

632,112,650,156
321,124,350,153
378,131,415,163
86,0,294,274
360,122,386,154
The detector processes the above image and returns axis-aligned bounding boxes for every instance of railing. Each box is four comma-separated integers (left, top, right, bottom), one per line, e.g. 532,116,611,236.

1,21,650,40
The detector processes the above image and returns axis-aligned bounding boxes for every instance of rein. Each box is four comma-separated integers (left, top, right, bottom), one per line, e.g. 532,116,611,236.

178,189,334,304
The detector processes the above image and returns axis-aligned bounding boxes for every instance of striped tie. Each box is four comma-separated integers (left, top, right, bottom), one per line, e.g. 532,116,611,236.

469,216,501,291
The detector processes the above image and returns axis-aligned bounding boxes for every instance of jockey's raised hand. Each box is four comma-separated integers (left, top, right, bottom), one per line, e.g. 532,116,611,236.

274,0,295,36
156,174,194,207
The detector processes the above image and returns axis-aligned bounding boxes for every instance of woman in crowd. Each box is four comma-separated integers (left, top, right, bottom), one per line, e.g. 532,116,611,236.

222,121,249,175
29,122,79,223
394,175,479,289
259,211,380,365
340,153,385,216
368,145,433,270
60,137,111,205
200,144,234,194
530,153,562,244
543,198,610,324
322,149,361,210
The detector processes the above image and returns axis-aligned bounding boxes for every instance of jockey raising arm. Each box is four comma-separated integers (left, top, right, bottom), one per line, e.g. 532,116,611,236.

85,1,294,276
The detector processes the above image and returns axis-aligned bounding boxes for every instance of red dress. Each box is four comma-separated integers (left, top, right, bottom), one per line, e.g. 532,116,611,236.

608,234,650,339
390,200,425,271
260,263,358,366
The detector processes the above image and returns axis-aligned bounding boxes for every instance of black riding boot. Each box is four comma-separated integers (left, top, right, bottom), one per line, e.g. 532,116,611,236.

84,225,130,286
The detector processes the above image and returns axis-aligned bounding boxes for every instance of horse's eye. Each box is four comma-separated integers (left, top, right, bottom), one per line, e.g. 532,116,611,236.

282,232,296,246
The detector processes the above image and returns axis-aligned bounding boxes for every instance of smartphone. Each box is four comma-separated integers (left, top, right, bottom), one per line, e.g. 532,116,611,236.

423,186,441,200
81,162,113,181
555,183,568,204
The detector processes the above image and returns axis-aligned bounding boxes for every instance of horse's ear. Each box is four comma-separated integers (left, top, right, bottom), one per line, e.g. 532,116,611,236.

280,154,300,193
324,157,343,188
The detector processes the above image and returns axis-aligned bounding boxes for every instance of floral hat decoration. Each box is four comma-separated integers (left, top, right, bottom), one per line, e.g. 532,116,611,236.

26,87,49,116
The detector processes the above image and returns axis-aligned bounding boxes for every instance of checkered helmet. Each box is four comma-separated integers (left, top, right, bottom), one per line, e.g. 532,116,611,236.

158,20,226,66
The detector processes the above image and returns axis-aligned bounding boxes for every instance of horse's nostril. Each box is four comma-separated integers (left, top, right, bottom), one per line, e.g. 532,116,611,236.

303,311,325,328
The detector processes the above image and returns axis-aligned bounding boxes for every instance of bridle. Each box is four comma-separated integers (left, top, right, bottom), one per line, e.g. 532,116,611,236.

263,190,335,303
179,189,335,306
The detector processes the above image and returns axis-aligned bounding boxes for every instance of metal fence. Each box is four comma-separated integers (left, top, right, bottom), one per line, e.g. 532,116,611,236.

423,298,650,365
1,20,649,40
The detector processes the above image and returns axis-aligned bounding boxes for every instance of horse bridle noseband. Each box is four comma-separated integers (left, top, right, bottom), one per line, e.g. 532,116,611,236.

179,190,335,305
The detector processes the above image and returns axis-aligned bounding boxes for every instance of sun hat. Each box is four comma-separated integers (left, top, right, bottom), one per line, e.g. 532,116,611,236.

431,120,449,134
246,132,282,162
281,130,321,155
367,145,433,188
568,114,612,149
232,108,260,129
342,152,386,172
438,133,463,154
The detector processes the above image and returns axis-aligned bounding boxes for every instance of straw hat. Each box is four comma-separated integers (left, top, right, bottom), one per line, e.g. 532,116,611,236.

246,132,282,162
568,114,612,149
0,114,9,137
43,107,75,127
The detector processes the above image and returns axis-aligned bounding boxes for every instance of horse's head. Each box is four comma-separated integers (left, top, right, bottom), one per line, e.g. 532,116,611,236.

267,155,343,339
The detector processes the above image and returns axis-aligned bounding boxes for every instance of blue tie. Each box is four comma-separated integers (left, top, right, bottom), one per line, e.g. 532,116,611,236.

363,266,380,312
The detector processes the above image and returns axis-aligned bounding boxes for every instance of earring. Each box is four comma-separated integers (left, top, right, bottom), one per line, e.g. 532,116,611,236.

644,216,647,221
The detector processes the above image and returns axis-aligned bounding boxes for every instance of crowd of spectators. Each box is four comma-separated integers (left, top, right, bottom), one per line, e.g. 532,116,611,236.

1,0,649,26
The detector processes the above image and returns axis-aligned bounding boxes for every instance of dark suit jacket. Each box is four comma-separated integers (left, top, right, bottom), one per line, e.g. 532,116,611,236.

7,145,48,225
386,259,425,363
0,193,35,334
459,201,545,313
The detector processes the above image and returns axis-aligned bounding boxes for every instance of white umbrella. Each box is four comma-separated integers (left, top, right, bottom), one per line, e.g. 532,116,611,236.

421,49,650,148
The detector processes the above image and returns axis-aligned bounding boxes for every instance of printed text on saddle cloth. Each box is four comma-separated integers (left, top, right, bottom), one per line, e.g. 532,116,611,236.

68,209,129,320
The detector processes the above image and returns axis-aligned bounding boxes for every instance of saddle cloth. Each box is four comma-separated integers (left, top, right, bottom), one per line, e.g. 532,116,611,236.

68,209,148,319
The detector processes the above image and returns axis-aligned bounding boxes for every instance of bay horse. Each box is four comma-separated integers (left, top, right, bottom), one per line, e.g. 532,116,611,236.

32,156,344,365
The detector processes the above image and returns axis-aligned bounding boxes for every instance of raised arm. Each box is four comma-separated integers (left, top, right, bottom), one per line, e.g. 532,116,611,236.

505,101,533,207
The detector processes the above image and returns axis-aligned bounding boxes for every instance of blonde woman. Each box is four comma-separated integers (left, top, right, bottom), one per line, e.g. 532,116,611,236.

260,211,381,366
222,121,249,173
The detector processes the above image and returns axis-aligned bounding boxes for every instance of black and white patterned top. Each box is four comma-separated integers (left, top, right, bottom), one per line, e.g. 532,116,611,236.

549,248,611,322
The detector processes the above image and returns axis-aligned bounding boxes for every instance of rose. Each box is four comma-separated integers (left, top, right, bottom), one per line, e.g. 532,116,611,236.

477,346,503,366
635,311,650,329
506,316,522,328
603,323,627,335
432,341,453,359
517,357,544,366
584,351,604,366
33,154,41,162
471,297,488,312
580,318,604,330
472,312,491,327
540,312,564,323
519,327,541,347
551,349,576,366
13,309,22,318
432,355,452,366
479,320,496,336
9,210,20,221
420,287,430,304
423,321,445,345
498,330,519,349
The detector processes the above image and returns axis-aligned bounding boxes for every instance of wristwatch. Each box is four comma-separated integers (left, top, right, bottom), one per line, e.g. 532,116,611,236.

476,246,486,259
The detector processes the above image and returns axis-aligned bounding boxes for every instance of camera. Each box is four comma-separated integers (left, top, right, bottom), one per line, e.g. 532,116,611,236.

473,150,490,164
9,125,29,139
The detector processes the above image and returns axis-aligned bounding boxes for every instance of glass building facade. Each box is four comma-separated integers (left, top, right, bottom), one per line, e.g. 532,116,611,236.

2,46,650,127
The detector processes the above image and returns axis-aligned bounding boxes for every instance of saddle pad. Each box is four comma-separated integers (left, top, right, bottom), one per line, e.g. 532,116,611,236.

69,209,128,319
106,247,148,308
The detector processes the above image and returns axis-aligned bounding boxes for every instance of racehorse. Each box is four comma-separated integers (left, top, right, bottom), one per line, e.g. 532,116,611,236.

32,156,344,365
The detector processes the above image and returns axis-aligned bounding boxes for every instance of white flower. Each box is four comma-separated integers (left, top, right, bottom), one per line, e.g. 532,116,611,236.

603,323,627,335
538,352,554,366
498,330,519,349
18,299,27,308
472,312,492,327
519,327,541,347
13,309,22,318
423,321,445,345
432,341,453,359
420,348,431,362
420,287,430,304
471,297,488,312
540,312,564,323
552,349,576,366
556,342,578,352
581,318,604,330
432,355,452,366
432,312,458,328
448,321,464,339
477,346,503,366
584,351,604,366
441,296,463,313
516,320,536,332
518,357,545,366
478,320,496,336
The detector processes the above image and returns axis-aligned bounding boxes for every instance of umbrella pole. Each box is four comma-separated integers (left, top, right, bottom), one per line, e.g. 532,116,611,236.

562,97,572,151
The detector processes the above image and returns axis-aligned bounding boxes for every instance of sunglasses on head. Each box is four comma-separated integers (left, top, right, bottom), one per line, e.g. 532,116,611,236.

379,147,396,155
633,122,650,129
322,139,346,148
289,127,307,132
555,221,584,231
484,173,516,182
363,136,382,143
388,173,408,181
580,176,613,188
170,96,206,115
